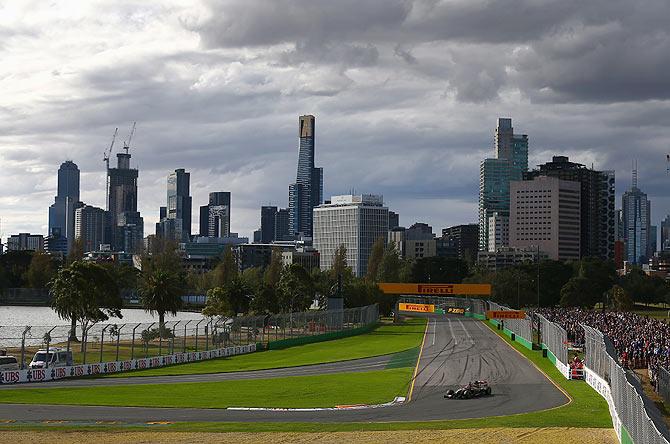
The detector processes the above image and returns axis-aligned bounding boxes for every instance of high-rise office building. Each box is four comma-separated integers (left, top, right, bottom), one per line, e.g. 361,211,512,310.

622,166,651,264
74,205,106,253
313,194,388,277
661,215,670,251
199,192,231,237
107,149,143,253
157,169,192,241
478,118,528,250
288,115,323,237
650,225,658,256
487,213,509,252
260,206,277,243
48,160,81,254
388,211,400,229
524,156,615,260
275,208,290,241
510,176,581,261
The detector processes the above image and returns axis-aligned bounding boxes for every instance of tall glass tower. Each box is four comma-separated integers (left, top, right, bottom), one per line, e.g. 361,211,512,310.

622,165,651,264
288,115,322,237
478,118,528,250
48,161,81,254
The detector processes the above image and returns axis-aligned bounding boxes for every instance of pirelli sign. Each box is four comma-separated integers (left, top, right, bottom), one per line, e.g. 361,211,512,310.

486,310,526,319
398,303,435,313
378,283,491,296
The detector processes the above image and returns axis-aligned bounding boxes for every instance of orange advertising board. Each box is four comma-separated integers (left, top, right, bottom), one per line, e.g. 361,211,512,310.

379,283,491,296
398,303,435,313
486,310,526,319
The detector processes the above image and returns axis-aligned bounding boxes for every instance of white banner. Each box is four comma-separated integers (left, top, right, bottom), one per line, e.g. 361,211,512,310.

0,344,256,385
584,366,622,442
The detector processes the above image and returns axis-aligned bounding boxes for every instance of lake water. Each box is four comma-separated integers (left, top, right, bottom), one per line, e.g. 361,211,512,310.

0,306,204,327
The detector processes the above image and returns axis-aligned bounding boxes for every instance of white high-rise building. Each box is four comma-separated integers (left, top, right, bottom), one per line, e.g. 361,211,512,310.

313,194,389,277
74,205,106,253
488,212,509,252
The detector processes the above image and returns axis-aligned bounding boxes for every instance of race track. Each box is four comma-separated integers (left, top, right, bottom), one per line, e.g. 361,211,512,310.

0,316,569,423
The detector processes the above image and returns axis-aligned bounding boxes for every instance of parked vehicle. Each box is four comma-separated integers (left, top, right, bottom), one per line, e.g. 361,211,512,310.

0,355,19,371
29,348,73,369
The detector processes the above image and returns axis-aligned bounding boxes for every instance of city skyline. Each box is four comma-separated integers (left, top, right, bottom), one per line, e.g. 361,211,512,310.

1,1,670,242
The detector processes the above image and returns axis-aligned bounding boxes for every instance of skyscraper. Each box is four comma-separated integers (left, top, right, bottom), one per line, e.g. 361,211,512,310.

107,150,143,253
622,165,651,264
260,206,277,243
157,169,192,241
478,118,528,250
661,215,670,251
275,208,290,241
288,115,322,237
198,192,231,238
48,160,81,254
524,156,615,260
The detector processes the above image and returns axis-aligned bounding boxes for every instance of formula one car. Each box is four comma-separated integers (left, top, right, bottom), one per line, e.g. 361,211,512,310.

444,380,492,399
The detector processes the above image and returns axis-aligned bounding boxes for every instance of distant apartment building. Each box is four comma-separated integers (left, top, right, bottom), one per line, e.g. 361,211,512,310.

478,118,529,250
661,215,670,251
487,213,509,252
282,249,320,271
313,194,389,277
525,156,615,260
74,205,106,253
440,224,479,260
388,211,400,229
510,176,581,261
7,233,44,252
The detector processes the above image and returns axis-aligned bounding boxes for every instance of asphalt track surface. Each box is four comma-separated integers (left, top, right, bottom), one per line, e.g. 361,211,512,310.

0,316,569,423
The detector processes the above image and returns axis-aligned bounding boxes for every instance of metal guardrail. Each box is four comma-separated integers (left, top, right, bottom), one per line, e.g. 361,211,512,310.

583,324,670,444
0,304,379,369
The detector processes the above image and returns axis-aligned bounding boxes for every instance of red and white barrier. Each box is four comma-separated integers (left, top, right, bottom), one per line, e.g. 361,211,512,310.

0,344,256,385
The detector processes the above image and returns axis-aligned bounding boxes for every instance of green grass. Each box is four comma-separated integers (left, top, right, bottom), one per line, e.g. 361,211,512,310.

0,317,614,433
101,318,426,377
0,368,414,409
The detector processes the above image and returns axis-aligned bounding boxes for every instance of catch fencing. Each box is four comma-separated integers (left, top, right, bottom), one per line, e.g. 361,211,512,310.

0,304,379,374
656,366,670,408
487,301,533,347
583,324,670,444
537,313,569,376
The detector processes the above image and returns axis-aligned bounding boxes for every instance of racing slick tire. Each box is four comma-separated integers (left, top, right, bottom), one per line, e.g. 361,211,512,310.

486,387,492,395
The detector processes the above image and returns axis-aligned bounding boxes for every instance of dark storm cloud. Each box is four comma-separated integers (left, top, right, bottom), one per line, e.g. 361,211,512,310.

197,0,670,104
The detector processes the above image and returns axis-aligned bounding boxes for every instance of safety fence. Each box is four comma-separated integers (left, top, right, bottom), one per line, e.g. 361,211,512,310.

537,313,569,377
487,302,533,349
655,366,670,408
0,304,379,373
583,324,670,444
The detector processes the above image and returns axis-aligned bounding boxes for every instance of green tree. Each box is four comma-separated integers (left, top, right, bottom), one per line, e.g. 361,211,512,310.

278,264,314,312
67,238,85,264
411,257,469,283
608,284,633,310
202,286,234,317
560,276,591,307
366,237,385,281
49,261,122,343
23,252,56,288
0,251,33,288
330,244,352,281
212,246,238,287
264,248,283,287
139,269,185,334
377,241,402,282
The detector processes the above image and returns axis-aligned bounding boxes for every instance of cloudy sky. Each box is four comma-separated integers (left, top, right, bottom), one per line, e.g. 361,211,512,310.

1,0,669,242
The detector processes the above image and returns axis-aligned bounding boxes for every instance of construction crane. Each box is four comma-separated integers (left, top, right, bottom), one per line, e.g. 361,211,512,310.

123,122,136,153
104,128,118,211
103,128,118,170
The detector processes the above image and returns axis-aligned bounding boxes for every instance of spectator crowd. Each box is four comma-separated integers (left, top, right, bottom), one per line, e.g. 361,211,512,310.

534,307,670,390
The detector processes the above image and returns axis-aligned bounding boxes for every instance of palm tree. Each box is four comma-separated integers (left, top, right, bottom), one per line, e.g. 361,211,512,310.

139,268,184,334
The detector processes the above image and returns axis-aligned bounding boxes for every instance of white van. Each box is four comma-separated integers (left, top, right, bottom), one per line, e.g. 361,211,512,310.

0,356,19,371
29,348,73,369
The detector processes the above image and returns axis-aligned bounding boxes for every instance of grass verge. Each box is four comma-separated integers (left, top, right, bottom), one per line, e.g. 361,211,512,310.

0,368,413,409
101,318,426,377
